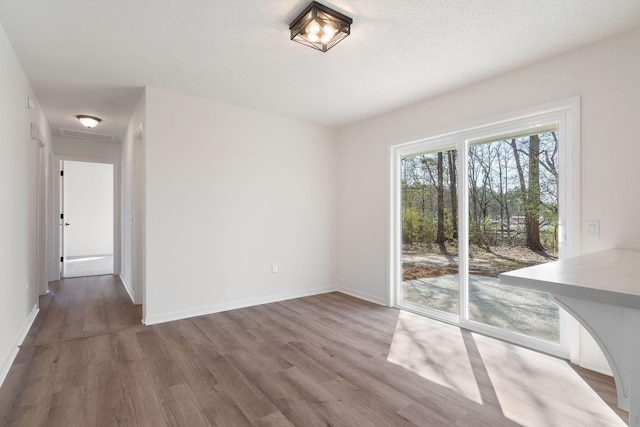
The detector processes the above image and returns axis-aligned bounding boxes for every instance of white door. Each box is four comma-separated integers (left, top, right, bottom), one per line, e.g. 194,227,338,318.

61,160,114,278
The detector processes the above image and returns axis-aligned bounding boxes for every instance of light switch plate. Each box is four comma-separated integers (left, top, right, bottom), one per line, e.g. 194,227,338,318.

585,220,599,238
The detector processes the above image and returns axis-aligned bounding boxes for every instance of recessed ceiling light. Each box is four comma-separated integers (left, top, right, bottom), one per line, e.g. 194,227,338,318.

76,115,102,128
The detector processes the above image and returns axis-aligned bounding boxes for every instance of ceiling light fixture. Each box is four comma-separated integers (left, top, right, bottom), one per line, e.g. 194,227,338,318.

289,1,352,52
76,115,102,128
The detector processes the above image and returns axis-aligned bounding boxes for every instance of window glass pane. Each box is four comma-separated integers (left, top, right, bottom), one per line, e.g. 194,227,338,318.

401,149,459,316
467,132,560,342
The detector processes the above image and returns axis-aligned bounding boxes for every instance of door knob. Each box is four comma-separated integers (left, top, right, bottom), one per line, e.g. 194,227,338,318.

65,222,70,226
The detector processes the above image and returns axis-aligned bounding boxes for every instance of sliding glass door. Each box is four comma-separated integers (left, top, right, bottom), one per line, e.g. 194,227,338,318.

395,104,577,356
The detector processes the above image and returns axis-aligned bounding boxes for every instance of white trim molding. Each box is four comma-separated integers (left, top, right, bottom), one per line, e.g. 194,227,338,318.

119,274,137,304
335,286,387,306
0,305,39,388
143,286,335,325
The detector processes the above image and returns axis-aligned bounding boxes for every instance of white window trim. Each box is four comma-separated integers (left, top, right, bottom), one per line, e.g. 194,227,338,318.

389,97,580,358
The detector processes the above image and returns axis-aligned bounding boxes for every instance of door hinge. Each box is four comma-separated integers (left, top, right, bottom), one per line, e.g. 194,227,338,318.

60,170,64,176
60,213,64,219
60,256,63,262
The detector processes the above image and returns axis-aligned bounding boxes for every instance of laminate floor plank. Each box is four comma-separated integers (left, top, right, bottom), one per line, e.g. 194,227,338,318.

47,385,90,427
3,401,53,427
0,279,628,427
246,371,341,427
22,275,142,347
83,302,107,333
315,314,394,355
288,297,390,353
309,400,378,427
113,327,147,362
281,313,385,361
256,411,295,427
0,358,28,415
161,383,212,427
135,329,187,391
117,360,171,427
227,347,293,379
243,310,309,347
320,376,417,427
191,316,255,355
250,304,337,349
288,339,416,411
87,359,127,427
201,388,254,427
151,338,223,411
304,293,399,338
211,356,281,422
260,342,337,385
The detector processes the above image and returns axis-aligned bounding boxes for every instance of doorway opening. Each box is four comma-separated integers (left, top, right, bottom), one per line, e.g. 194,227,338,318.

60,160,114,278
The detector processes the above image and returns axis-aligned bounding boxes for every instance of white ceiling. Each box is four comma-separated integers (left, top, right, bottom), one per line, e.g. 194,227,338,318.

1,0,639,141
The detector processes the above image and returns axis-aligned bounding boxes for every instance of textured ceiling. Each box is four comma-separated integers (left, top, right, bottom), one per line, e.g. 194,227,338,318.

1,0,640,141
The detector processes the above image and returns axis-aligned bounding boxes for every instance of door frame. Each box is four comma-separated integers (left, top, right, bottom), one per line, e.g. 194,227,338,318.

53,155,120,280
389,97,581,358
133,123,146,315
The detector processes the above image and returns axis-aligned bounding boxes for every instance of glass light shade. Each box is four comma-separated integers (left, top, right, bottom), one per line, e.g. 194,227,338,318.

76,115,101,128
289,2,352,52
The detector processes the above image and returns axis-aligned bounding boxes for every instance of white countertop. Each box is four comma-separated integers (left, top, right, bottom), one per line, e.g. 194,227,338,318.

499,248,640,309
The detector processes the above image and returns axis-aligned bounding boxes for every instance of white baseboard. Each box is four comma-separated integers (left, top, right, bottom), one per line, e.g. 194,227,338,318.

579,356,613,376
335,286,388,306
0,304,39,388
119,274,136,304
143,286,335,325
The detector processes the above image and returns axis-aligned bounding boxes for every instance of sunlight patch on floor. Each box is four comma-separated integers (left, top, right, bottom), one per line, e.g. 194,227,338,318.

388,310,482,403
67,256,105,262
387,310,626,427
64,254,113,278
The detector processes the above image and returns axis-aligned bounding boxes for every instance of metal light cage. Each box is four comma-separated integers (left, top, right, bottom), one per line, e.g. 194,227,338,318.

289,1,353,52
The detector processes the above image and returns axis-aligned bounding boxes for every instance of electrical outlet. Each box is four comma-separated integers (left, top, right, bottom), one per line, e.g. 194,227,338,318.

271,262,279,273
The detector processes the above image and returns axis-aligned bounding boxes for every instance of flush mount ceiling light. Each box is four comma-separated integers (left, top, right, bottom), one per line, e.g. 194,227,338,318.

289,1,352,52
76,115,101,128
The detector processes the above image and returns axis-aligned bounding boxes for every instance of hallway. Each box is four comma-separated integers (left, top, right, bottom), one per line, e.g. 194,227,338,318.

21,275,141,347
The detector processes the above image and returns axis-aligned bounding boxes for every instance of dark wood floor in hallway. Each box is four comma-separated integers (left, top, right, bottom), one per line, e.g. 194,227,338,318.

0,275,628,426
21,275,143,348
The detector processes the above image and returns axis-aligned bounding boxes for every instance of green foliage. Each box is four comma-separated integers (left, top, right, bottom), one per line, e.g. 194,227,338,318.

402,208,436,244
469,220,487,247
443,208,454,238
402,207,458,244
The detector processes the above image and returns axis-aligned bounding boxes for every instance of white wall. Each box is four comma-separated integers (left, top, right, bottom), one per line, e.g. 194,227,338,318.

0,22,51,385
53,135,120,160
121,91,146,304
143,87,338,324
337,28,640,370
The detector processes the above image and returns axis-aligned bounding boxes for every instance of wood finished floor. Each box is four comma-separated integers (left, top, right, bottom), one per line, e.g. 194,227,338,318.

0,275,628,426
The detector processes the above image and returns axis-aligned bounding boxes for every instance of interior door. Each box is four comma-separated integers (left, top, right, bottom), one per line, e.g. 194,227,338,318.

61,160,114,278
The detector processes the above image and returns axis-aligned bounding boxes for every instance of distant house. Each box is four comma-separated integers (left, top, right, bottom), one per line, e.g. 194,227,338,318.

510,216,526,226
